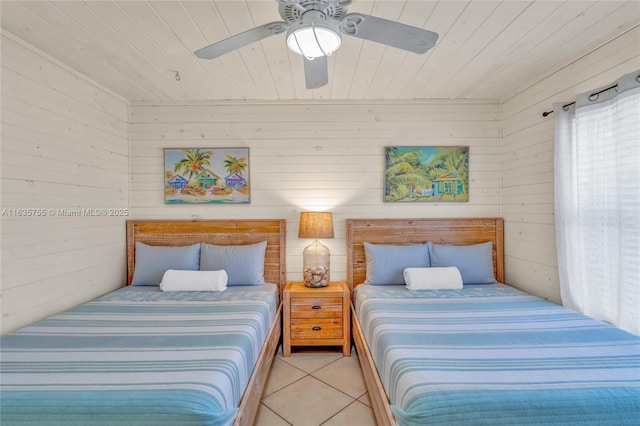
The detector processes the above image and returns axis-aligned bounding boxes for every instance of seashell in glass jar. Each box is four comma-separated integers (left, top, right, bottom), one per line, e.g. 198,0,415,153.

303,265,329,288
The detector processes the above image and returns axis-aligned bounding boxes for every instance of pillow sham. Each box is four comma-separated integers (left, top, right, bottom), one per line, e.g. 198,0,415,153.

200,241,267,285
364,242,429,285
160,269,228,292
131,242,200,286
428,241,495,284
403,267,463,290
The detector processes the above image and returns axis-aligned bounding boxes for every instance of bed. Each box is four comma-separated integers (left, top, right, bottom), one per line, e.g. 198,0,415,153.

347,218,640,426
1,219,286,426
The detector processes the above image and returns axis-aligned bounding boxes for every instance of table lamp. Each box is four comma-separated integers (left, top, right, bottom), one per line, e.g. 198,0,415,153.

298,211,334,288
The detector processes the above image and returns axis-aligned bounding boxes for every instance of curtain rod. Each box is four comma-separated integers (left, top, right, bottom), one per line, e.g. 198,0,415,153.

541,83,618,117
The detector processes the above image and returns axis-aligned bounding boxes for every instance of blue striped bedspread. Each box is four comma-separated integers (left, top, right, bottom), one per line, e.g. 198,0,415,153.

0,284,279,426
354,284,640,425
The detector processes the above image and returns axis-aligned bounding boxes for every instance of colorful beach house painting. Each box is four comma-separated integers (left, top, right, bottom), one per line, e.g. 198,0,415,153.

224,173,246,190
167,175,188,191
198,169,220,190
164,148,250,204
384,146,469,202
432,171,464,196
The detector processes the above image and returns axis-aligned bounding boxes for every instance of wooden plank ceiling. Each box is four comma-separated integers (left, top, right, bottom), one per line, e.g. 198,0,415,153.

2,0,638,102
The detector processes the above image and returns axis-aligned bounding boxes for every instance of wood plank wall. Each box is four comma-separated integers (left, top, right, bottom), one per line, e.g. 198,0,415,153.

0,33,130,333
500,25,640,303
6,24,633,332
129,100,502,283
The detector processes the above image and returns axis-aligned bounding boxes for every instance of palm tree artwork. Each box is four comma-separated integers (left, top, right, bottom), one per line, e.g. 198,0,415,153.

224,154,248,176
164,148,250,204
173,148,212,187
384,146,469,202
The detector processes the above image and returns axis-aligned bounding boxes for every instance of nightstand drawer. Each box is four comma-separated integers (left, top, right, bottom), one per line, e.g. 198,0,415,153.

290,297,343,318
290,318,343,339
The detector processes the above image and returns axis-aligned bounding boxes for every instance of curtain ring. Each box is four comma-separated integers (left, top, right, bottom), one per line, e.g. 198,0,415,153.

636,74,640,83
588,93,599,102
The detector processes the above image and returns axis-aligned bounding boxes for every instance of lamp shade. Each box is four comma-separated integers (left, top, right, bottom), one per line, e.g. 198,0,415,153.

298,212,334,239
287,26,341,59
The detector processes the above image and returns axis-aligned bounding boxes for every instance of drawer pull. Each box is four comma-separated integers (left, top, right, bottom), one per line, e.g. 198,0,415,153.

312,326,322,331
312,305,322,310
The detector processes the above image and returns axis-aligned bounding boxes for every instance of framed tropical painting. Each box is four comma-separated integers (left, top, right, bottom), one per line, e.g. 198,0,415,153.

384,146,469,202
164,148,250,204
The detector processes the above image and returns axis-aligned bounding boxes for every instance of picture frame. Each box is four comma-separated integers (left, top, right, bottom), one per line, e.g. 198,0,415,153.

384,146,469,202
164,148,250,204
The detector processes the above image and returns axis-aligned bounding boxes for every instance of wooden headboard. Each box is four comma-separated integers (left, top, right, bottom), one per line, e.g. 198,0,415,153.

126,219,286,291
346,218,504,289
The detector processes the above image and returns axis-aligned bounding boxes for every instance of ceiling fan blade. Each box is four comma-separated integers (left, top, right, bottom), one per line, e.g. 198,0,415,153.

195,22,288,59
304,56,328,89
340,14,438,54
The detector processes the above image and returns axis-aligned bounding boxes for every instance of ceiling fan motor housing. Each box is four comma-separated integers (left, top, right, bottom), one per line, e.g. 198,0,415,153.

278,0,352,24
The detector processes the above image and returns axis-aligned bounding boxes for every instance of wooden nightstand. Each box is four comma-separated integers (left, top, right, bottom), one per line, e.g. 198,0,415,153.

283,281,351,357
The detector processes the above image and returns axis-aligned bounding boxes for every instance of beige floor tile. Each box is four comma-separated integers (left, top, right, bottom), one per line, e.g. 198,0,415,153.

262,375,354,426
280,351,343,374
357,393,371,408
312,356,367,398
321,400,377,426
253,403,291,426
263,358,307,397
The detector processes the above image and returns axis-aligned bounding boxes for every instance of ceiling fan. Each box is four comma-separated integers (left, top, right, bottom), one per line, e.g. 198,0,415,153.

194,0,439,89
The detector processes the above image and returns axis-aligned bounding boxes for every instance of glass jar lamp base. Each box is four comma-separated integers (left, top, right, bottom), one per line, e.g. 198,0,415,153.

303,240,330,288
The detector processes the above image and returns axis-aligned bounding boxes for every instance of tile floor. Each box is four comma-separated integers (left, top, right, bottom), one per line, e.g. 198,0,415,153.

255,347,377,426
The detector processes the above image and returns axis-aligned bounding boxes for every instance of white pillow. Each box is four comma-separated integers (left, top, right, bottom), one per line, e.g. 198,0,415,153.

160,270,228,292
403,267,463,290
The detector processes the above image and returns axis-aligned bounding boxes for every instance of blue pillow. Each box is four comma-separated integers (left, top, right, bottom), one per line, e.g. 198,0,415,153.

131,242,200,286
200,241,267,285
364,242,429,285
428,241,496,284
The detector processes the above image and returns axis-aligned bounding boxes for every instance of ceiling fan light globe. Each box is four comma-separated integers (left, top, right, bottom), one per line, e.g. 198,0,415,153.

286,27,341,59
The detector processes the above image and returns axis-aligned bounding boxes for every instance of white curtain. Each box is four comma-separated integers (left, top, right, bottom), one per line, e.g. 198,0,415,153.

554,70,640,335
